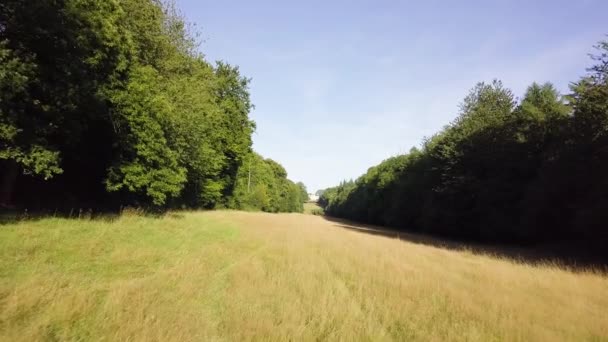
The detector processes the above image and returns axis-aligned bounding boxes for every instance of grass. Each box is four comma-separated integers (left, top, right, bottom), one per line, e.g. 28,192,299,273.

303,202,324,215
0,211,607,341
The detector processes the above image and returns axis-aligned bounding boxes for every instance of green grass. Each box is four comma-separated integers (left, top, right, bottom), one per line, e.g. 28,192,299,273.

0,213,238,281
0,210,606,341
0,212,245,341
303,202,324,215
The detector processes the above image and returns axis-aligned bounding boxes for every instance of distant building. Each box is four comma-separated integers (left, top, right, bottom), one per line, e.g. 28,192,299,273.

307,193,319,202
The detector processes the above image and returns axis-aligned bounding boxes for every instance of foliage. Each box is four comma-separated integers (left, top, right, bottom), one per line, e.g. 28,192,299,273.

320,42,608,243
227,153,305,213
297,182,309,202
0,0,299,212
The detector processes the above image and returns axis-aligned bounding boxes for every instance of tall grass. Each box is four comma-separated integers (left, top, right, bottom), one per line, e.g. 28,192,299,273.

0,211,606,341
303,202,324,215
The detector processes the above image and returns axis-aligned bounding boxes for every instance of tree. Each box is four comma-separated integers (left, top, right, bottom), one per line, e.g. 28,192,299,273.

0,0,131,207
228,152,304,213
320,41,608,244
0,0,302,213
297,182,309,202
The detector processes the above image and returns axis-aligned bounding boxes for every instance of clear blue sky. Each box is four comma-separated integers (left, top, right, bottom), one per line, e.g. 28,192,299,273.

177,0,607,193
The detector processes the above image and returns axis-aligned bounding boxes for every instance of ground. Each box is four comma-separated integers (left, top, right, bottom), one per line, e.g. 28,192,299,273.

0,211,607,341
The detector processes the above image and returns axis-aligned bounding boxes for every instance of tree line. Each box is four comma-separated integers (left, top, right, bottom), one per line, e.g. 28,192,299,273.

0,0,306,213
320,40,608,243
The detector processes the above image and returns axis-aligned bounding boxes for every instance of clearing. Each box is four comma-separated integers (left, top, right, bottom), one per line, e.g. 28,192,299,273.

1,211,606,341
303,202,323,215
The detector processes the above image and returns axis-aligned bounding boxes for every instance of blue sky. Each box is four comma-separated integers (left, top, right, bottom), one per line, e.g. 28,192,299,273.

177,0,607,192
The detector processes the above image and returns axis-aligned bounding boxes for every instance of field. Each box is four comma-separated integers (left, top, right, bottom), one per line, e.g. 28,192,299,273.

1,211,607,341
303,202,324,215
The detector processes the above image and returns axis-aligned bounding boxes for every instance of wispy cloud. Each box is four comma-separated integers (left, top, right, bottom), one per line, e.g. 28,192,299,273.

178,0,608,191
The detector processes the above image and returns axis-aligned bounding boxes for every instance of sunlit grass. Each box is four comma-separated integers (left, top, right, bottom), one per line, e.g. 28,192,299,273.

303,202,324,215
0,211,606,341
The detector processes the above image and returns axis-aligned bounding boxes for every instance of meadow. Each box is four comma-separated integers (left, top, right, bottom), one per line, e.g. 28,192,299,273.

1,211,607,341
303,202,324,215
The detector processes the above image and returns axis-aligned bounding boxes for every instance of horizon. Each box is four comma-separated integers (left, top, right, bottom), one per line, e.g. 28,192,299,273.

177,0,607,192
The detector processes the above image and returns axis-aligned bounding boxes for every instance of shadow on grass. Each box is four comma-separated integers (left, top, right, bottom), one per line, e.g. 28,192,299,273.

321,216,608,272
0,207,171,226
0,210,120,225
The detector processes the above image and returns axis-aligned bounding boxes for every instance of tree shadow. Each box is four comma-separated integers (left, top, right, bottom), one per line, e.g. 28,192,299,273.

321,216,608,272
0,210,122,226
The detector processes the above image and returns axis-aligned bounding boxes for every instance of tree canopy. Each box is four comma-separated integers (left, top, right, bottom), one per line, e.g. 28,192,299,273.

0,0,305,212
320,41,608,243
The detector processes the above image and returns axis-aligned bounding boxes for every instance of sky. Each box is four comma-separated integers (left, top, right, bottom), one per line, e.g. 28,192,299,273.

176,0,607,193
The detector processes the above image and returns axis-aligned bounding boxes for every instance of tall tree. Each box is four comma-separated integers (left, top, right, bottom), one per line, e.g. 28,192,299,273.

0,0,300,213
297,182,309,202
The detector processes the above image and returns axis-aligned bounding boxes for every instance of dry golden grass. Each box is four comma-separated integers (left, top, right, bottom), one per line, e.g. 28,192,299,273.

1,211,607,341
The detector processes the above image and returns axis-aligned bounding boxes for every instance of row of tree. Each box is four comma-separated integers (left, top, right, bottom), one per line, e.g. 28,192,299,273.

228,153,307,213
320,41,608,243
0,0,305,212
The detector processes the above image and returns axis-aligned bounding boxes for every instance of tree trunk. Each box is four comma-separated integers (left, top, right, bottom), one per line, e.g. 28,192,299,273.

0,160,18,208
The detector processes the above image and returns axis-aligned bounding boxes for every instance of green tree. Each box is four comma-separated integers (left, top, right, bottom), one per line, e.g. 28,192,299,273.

296,182,309,202
0,0,131,206
0,0,289,212
228,152,304,213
